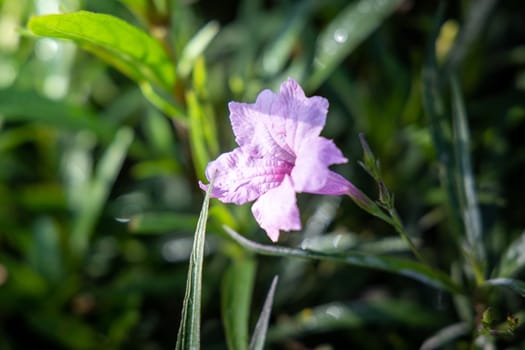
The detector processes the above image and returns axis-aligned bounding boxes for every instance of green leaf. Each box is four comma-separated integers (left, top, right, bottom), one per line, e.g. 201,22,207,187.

249,276,279,350
484,278,525,298
30,216,63,283
0,88,115,140
308,0,403,90
175,178,214,350
29,11,175,90
259,0,317,77
268,298,446,342
223,226,463,295
129,212,198,234
222,256,256,350
186,90,212,179
497,231,525,278
70,128,134,256
420,322,471,350
177,21,220,79
450,76,486,277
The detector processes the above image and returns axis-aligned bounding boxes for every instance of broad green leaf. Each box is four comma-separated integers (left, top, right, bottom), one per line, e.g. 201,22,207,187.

175,178,214,350
249,276,279,350
308,0,403,90
222,256,256,350
70,128,134,256
29,11,175,90
484,278,525,298
450,76,486,277
129,213,198,234
223,226,463,295
497,231,525,278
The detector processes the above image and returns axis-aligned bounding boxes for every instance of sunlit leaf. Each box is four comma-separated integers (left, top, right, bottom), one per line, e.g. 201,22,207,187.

177,21,220,79
29,11,175,89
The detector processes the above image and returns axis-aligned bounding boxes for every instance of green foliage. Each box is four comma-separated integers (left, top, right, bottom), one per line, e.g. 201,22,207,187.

0,0,524,349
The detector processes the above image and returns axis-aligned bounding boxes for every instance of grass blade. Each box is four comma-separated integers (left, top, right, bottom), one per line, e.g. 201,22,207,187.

450,76,486,276
420,322,471,350
222,256,256,350
249,276,279,350
497,231,525,278
70,128,134,256
308,0,402,90
223,226,463,295
484,278,525,298
175,179,214,350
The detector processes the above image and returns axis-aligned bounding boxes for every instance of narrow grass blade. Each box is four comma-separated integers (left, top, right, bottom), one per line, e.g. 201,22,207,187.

268,299,445,342
175,179,214,350
421,4,463,241
29,11,175,89
222,256,256,350
71,128,134,256
308,0,402,90
177,21,220,79
444,0,497,72
450,76,485,273
249,276,279,350
420,322,471,350
223,226,463,295
497,231,525,278
484,278,525,298
186,90,212,179
259,0,317,77
129,213,199,234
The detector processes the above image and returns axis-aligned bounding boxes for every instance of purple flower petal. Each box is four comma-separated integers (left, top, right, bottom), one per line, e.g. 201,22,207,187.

291,137,349,194
229,78,328,162
200,78,356,242
201,147,293,205
251,175,301,242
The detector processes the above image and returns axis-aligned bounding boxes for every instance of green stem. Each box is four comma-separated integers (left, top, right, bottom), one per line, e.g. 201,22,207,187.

387,208,428,265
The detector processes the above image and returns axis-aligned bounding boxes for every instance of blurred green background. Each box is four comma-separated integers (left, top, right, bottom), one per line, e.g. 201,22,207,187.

1,0,525,348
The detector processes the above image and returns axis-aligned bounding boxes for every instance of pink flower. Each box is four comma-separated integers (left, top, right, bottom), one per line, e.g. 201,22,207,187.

200,78,354,242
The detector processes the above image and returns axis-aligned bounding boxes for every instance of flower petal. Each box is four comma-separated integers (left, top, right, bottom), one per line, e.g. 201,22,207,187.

201,147,293,205
229,92,295,163
291,136,351,194
229,78,328,161
277,78,329,152
251,175,301,242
